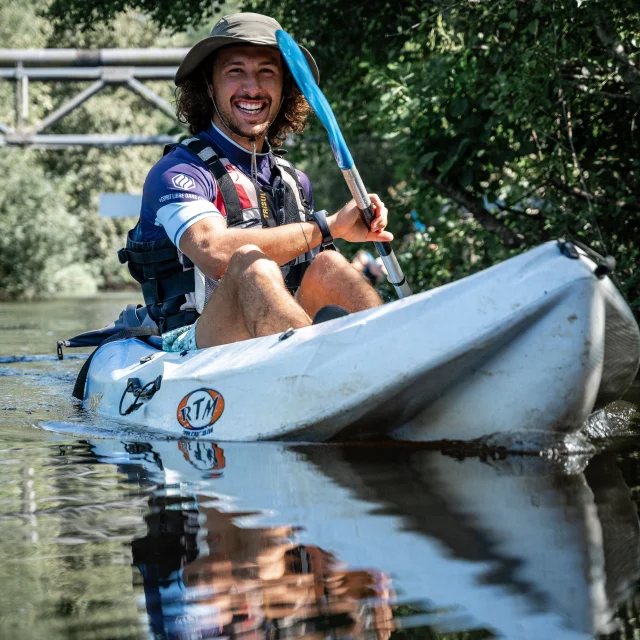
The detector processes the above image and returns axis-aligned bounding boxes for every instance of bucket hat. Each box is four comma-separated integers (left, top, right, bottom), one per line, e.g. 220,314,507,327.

175,12,319,86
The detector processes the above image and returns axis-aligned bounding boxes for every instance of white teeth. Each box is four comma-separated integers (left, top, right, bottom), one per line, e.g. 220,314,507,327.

236,101,264,113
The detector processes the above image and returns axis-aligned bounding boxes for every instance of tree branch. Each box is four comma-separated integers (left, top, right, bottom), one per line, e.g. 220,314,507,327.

595,25,640,101
421,170,525,248
569,82,635,102
494,201,545,222
550,179,640,212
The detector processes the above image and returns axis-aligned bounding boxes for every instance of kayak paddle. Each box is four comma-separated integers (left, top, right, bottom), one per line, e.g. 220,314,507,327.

276,29,413,299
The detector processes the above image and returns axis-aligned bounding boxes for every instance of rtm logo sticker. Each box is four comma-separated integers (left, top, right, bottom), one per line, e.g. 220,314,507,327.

177,388,224,435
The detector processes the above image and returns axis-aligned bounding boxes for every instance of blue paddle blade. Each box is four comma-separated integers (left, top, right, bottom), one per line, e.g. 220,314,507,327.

276,29,354,170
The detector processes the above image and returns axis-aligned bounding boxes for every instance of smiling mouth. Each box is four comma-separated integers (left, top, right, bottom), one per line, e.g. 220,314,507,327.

234,100,268,117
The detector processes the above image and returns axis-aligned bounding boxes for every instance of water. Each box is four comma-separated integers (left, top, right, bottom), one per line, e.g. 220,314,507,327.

1,297,640,639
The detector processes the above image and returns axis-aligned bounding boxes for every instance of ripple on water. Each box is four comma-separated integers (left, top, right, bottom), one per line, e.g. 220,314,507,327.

0,354,88,364
0,368,23,377
0,439,150,638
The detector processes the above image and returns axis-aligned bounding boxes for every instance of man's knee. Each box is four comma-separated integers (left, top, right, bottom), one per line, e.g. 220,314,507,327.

305,250,351,284
228,244,262,268
314,249,351,271
228,245,267,273
227,244,281,284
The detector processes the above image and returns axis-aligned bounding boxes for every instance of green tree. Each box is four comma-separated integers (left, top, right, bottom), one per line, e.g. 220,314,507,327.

0,0,197,296
38,0,640,317
0,151,78,298
243,0,640,307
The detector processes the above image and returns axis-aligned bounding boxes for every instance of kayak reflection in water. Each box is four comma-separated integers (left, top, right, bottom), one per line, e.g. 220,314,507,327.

78,437,640,638
129,445,394,639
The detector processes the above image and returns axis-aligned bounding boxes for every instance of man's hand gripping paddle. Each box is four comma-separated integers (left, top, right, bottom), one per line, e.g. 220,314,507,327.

276,30,413,299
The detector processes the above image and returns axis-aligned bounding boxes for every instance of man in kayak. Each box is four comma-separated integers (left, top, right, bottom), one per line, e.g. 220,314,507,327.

120,12,392,351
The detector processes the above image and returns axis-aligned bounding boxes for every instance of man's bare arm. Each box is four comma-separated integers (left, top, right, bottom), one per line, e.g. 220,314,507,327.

179,216,324,280
179,195,392,280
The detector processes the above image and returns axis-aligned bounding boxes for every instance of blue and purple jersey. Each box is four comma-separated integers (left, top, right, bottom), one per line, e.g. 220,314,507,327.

135,123,314,248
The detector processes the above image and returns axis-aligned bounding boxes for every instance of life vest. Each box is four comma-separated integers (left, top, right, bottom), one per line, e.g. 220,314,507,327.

118,136,315,334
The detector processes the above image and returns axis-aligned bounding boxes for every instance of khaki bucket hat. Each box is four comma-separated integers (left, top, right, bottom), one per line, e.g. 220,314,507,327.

175,12,319,86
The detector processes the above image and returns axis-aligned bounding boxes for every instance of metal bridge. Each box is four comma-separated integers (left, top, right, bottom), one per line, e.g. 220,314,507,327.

0,48,188,147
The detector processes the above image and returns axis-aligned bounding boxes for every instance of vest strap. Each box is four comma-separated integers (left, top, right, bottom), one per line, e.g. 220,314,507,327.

140,269,195,306
162,309,199,333
274,156,312,216
282,261,310,293
118,245,178,265
172,137,245,227
208,159,244,227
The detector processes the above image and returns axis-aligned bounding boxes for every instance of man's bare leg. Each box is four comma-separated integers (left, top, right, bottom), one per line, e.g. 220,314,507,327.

196,245,311,348
295,250,383,319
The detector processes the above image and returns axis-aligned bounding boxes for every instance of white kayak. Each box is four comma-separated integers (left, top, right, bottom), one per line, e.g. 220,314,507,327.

83,240,640,446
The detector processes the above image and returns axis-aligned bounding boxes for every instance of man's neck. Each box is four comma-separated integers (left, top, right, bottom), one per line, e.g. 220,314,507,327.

212,115,266,153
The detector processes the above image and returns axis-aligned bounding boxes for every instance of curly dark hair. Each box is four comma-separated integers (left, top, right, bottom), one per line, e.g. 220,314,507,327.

175,48,311,148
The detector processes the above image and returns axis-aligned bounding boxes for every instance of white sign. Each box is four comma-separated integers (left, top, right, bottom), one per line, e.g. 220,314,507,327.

99,193,142,218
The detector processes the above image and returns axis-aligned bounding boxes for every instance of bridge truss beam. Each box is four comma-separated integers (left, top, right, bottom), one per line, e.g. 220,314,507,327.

0,48,189,147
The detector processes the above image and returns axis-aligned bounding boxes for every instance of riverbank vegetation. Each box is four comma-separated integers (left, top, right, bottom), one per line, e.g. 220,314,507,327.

1,0,638,320
0,0,189,297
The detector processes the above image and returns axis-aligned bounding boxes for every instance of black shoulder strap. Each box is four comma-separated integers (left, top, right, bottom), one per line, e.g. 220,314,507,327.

168,136,244,227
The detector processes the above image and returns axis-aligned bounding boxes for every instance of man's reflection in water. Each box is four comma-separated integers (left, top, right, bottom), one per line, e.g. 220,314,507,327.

130,444,393,640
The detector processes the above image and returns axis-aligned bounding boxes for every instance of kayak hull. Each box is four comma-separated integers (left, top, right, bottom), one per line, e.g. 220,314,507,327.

84,241,640,446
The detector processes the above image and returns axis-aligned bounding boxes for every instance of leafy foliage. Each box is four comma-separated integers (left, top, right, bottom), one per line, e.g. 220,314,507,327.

0,151,78,298
17,0,640,319
47,0,227,33
245,0,640,312
0,0,196,297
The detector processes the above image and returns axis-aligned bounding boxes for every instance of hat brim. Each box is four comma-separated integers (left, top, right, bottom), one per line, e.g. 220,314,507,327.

175,35,320,86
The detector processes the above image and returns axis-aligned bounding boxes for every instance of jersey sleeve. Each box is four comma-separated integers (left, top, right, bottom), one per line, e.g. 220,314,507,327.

141,149,222,248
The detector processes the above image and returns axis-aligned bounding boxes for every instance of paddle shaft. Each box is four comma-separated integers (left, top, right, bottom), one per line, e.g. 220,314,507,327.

275,30,412,299
341,165,413,298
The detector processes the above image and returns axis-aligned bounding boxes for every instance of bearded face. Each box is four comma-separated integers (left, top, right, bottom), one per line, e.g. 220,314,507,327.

211,45,284,147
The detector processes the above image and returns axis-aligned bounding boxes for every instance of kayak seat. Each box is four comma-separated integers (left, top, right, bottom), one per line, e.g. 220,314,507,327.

312,305,350,325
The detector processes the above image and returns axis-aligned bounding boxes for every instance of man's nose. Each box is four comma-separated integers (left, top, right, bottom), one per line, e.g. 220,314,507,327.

242,72,263,95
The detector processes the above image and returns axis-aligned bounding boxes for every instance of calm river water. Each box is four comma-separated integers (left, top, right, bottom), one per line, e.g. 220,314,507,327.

1,296,639,640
